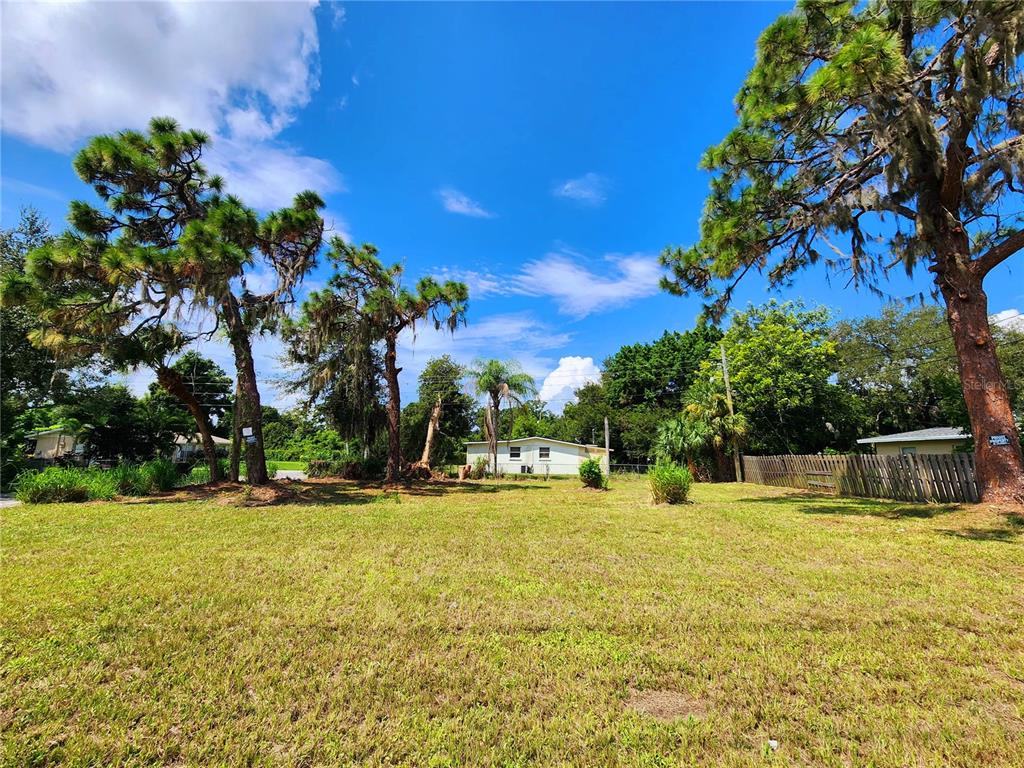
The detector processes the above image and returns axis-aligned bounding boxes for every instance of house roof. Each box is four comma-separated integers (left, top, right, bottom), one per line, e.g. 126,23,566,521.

465,436,611,452
856,427,970,445
174,434,231,445
25,426,72,438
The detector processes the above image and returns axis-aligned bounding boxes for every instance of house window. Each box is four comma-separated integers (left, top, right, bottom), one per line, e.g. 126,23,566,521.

901,446,917,456
510,446,521,459
539,447,550,460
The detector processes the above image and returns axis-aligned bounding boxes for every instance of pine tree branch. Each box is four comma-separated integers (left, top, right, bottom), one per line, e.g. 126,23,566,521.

973,229,1024,276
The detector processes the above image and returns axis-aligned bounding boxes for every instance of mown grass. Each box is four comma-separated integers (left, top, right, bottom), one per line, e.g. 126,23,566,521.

2,478,1023,767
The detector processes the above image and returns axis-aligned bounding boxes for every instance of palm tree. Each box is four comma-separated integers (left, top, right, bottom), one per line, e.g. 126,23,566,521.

654,416,710,477
682,379,749,481
468,359,537,474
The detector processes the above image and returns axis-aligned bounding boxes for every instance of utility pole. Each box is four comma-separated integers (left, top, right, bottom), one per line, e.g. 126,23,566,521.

720,343,743,483
604,416,611,474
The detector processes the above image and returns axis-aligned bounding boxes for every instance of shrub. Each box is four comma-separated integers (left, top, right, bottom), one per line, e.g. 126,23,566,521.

13,468,87,503
142,458,179,492
471,456,489,480
82,470,119,501
12,466,121,503
267,461,279,480
649,461,693,504
108,464,152,496
178,464,210,487
579,458,605,489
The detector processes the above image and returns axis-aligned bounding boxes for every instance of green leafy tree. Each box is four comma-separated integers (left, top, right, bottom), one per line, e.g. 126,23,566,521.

835,303,1024,436
559,383,614,448
57,384,177,463
144,352,234,439
603,326,722,410
0,210,73,486
468,359,538,474
291,240,468,482
401,356,475,467
708,302,858,455
661,1,1024,500
283,301,387,454
507,400,561,441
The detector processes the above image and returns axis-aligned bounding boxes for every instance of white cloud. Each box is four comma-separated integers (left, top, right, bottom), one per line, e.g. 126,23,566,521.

437,250,662,317
432,268,505,298
398,311,571,397
321,209,354,243
991,308,1024,332
538,356,601,412
552,172,610,206
1,0,343,211
206,138,343,210
512,250,662,318
438,187,495,218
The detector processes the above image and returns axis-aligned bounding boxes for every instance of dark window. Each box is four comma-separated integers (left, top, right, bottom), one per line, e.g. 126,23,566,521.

539,447,550,459
510,446,521,459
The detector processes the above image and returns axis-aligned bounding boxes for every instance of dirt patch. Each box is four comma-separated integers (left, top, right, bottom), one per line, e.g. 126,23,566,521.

219,482,298,507
625,688,707,722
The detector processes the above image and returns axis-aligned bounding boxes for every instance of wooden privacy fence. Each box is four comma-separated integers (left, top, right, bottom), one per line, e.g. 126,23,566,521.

742,453,980,503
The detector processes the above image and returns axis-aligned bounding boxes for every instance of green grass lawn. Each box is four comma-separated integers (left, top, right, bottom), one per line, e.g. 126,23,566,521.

269,460,307,471
3,478,1023,767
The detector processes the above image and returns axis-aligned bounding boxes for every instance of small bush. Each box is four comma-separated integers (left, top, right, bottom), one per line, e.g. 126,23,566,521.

649,461,693,504
267,461,279,480
142,459,179,492
579,458,605,489
471,456,489,480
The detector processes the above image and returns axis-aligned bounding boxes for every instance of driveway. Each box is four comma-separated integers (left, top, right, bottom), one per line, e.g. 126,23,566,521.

275,469,308,481
0,494,21,508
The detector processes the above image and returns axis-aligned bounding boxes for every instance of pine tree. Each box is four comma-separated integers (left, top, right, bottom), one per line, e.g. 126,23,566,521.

4,117,325,485
661,1,1024,502
289,239,468,482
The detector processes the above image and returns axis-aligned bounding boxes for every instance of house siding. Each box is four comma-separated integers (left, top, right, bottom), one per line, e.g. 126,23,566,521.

466,438,609,475
874,439,964,456
30,431,77,460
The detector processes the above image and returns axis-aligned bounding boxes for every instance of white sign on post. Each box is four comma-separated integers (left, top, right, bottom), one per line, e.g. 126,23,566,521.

242,427,254,437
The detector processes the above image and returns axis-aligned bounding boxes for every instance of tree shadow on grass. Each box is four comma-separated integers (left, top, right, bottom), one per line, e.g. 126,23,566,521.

734,494,960,519
940,514,1024,543
121,479,555,510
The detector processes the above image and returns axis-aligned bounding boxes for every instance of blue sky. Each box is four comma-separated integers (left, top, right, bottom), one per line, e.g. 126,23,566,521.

3,1,1021,410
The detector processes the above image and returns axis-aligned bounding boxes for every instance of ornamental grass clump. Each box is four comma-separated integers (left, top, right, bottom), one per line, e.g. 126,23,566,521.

649,461,693,504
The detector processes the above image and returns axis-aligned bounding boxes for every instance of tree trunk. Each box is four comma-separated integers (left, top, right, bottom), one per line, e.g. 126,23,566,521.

155,365,221,482
230,379,241,483
713,445,729,482
489,394,500,475
420,395,443,466
686,454,698,478
382,331,403,483
936,260,1024,504
221,293,268,485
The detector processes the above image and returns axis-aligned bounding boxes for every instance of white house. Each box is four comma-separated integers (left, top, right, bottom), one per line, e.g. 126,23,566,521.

856,426,970,456
466,436,611,475
25,426,80,460
172,434,231,462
